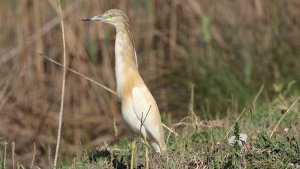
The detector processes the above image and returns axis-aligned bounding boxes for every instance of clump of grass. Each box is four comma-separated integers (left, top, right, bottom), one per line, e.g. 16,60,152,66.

53,93,300,168
0,140,8,169
246,131,300,168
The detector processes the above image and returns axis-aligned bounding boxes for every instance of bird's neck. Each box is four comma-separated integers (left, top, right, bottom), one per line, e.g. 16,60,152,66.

114,24,138,96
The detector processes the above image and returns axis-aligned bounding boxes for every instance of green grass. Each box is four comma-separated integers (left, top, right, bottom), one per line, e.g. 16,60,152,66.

35,93,299,169
0,79,299,169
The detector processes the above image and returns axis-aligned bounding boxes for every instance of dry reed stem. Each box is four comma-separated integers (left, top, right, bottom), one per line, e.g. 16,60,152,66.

37,52,117,95
252,84,264,112
0,80,10,113
17,162,25,169
162,123,178,136
48,145,52,167
12,142,15,169
223,108,247,140
189,83,200,129
30,143,36,169
3,141,7,169
270,96,300,137
53,0,67,167
113,118,118,138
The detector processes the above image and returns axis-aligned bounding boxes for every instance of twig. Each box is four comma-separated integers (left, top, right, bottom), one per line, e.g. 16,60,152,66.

12,142,15,169
139,105,152,138
138,106,151,169
223,108,247,140
54,1,67,167
48,145,52,167
0,80,10,112
252,84,264,112
3,141,7,169
113,118,118,138
34,51,117,96
270,96,300,137
30,143,36,169
17,162,25,169
162,123,178,136
188,83,200,128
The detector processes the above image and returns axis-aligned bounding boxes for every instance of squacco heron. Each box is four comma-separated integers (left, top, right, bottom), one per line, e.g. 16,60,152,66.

83,9,166,166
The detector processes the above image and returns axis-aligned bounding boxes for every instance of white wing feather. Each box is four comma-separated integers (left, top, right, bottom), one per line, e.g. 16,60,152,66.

134,50,138,68
132,87,157,124
131,86,166,154
131,86,161,137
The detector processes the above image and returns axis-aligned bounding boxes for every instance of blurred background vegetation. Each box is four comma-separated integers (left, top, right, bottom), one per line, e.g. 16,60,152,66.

0,0,299,167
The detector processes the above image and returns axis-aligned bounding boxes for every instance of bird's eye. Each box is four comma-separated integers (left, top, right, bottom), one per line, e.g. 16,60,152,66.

106,14,113,19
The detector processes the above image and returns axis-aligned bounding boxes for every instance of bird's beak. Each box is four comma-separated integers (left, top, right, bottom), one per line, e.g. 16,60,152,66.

81,15,107,22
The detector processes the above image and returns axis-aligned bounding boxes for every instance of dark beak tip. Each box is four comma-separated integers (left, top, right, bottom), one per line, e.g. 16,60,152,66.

81,18,90,22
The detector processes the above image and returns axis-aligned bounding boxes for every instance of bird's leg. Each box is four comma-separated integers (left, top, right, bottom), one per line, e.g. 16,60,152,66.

144,139,149,169
130,140,136,169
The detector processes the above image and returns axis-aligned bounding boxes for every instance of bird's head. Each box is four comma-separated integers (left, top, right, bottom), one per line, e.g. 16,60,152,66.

82,9,130,27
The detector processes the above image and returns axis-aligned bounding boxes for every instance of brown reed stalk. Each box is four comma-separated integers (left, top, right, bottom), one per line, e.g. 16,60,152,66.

30,143,36,169
53,0,67,167
12,142,15,169
223,108,247,140
37,53,117,95
270,96,300,137
48,145,52,168
3,141,7,169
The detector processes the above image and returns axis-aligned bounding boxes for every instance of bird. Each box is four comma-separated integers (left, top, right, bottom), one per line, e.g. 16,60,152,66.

82,9,166,166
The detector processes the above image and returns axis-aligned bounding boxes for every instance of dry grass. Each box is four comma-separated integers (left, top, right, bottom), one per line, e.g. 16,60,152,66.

0,0,300,167
53,0,67,167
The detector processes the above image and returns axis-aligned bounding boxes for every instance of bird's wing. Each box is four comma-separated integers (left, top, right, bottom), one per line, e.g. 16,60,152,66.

134,49,138,68
132,86,166,153
131,86,160,131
